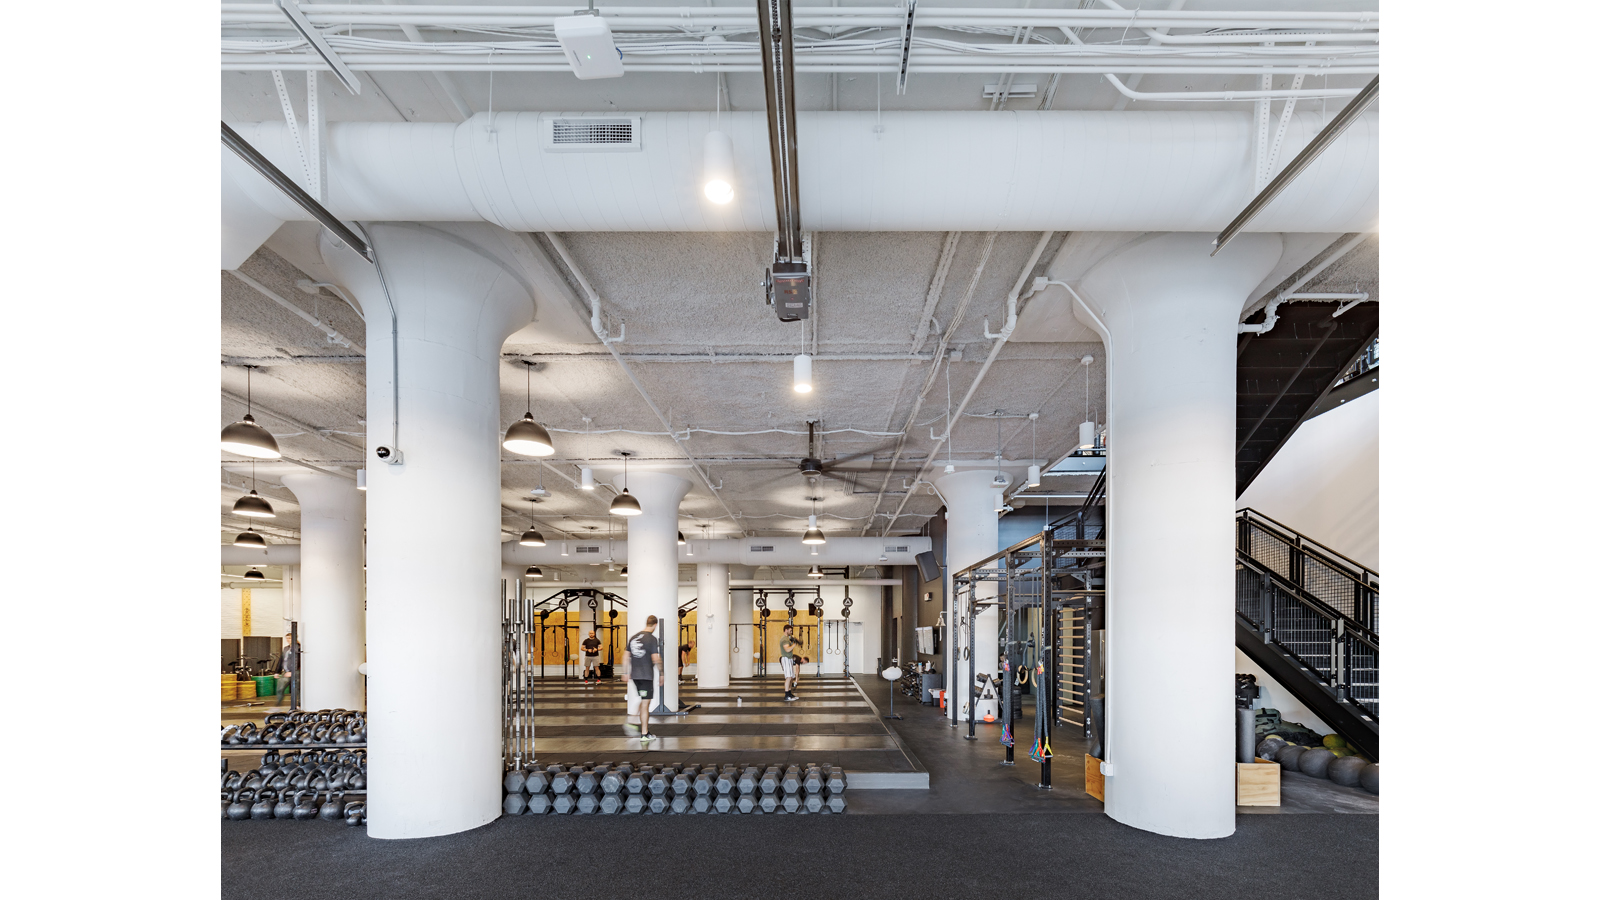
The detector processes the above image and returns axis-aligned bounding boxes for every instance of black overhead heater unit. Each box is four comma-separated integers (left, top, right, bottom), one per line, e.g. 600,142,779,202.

756,0,810,321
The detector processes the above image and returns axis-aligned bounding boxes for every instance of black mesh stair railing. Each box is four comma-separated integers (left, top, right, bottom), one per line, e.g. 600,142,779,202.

1236,508,1379,760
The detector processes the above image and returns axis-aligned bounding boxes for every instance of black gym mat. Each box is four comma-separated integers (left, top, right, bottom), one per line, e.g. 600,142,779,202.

221,813,1377,900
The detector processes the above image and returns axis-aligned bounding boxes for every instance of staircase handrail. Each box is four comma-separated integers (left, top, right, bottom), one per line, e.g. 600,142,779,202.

1236,507,1378,584
1236,550,1378,648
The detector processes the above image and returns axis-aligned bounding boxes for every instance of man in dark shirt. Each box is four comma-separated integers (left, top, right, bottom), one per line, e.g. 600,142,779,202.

581,630,602,683
679,639,694,680
626,616,663,742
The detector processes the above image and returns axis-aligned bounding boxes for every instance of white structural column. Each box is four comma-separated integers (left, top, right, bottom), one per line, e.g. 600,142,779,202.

933,470,1004,723
278,471,366,710
324,222,536,840
728,564,755,678
620,471,693,713
1075,231,1283,839
695,563,730,688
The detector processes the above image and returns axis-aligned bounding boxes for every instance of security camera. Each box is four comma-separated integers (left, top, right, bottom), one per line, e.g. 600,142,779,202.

375,446,404,465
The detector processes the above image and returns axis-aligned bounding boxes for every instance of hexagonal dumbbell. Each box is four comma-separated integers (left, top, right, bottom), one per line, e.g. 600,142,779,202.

759,767,780,795
737,767,758,795
600,794,623,815
670,795,690,815
803,794,823,814
827,767,846,793
504,768,527,794
551,767,578,795
736,795,756,814
713,794,735,814
714,768,736,795
781,765,801,795
694,771,714,797
623,794,645,815
647,795,668,815
758,794,778,814
527,794,553,815
826,794,846,814
503,793,527,816
781,794,800,814
648,768,671,798
552,793,577,814
601,769,626,795
526,770,551,794
803,766,824,794
576,770,600,795
672,767,694,797
576,794,599,814
626,767,651,796
693,795,712,814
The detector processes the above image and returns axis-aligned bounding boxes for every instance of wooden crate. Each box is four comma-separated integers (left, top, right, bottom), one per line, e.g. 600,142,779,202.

1237,757,1280,806
1085,754,1105,802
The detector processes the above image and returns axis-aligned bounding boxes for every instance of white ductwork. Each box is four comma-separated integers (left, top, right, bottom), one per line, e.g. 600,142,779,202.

222,544,303,565
223,110,1377,259
504,536,929,567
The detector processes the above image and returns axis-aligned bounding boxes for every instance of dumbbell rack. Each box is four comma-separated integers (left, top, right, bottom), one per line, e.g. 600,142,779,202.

222,743,367,751
503,761,848,817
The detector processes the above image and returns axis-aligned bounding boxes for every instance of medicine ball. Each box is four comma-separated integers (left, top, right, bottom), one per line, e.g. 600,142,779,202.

1327,755,1367,787
1359,763,1379,795
1298,747,1335,779
1276,745,1306,772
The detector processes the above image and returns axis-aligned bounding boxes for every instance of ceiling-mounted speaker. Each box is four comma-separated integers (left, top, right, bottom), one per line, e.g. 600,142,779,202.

914,550,942,584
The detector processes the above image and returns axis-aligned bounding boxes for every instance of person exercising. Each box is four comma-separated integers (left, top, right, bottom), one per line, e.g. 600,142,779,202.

780,624,808,702
678,639,694,680
626,616,663,742
275,633,296,706
581,630,602,683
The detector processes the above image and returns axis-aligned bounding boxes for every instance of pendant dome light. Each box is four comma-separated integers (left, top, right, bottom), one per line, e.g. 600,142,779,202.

620,566,629,577
503,361,556,457
244,567,266,581
677,531,686,545
807,565,824,578
609,452,642,516
525,565,543,579
801,496,826,544
232,461,276,519
221,366,282,459
234,527,267,549
519,501,546,547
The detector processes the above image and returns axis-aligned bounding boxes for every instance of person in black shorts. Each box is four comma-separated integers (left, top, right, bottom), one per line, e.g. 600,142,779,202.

581,630,602,683
626,615,662,742
679,639,694,680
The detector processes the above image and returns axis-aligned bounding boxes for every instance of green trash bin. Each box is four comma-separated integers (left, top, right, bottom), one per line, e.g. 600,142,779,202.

254,675,277,698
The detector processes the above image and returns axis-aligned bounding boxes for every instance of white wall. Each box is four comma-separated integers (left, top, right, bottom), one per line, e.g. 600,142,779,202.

220,588,285,639
1238,390,1379,569
1235,647,1331,735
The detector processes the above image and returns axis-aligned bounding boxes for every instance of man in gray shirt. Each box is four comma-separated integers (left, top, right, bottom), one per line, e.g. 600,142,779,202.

626,615,663,742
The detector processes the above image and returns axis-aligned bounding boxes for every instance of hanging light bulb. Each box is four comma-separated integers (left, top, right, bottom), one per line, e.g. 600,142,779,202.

677,531,686,545
234,527,267,549
580,467,595,490
793,352,813,393
702,130,736,204
232,462,276,518
519,501,546,546
807,565,823,578
244,567,266,581
610,453,643,516
525,565,543,579
221,366,282,459
503,361,556,457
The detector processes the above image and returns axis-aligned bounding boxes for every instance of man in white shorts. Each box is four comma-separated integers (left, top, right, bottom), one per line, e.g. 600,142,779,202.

779,623,808,702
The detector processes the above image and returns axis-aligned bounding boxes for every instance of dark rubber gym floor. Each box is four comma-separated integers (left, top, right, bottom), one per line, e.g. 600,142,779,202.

221,813,1377,900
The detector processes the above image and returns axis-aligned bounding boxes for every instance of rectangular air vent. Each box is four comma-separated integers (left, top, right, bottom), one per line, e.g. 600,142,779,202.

885,546,909,553
575,546,600,554
749,545,775,553
543,116,642,152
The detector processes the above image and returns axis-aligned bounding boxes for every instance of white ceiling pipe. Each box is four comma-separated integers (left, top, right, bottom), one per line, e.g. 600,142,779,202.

522,580,904,588
1239,231,1373,335
222,544,303,565
222,110,1377,253
503,536,931,567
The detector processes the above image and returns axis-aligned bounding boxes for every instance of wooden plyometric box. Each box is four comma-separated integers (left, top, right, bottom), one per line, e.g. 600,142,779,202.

1237,757,1280,806
1085,754,1105,802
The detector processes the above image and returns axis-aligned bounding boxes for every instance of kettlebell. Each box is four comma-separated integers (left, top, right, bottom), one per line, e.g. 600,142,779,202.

288,768,310,792
347,768,366,791
267,770,290,792
227,790,252,821
328,767,349,792
309,768,329,792
312,723,332,744
252,790,276,819
265,712,289,726
344,801,366,827
292,790,318,821
330,726,350,745
260,750,281,776
221,792,231,819
318,791,346,822
242,769,264,792
223,771,244,792
273,791,295,819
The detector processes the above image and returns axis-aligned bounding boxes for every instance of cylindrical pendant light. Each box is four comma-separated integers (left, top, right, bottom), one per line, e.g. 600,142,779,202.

1079,420,1096,450
234,528,267,549
1026,464,1041,488
793,353,813,393
356,468,367,491
504,361,556,457
221,366,282,459
610,453,643,516
807,565,823,578
525,565,543,579
702,130,736,204
244,567,266,581
580,467,595,490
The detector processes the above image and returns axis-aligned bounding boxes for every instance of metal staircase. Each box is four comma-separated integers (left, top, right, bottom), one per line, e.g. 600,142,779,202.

1234,508,1379,759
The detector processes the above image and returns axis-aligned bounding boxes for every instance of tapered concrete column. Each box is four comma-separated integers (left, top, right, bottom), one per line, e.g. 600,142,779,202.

933,470,1005,723
1074,232,1282,839
696,563,730,687
278,471,366,711
728,564,755,678
618,470,692,712
324,222,535,840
